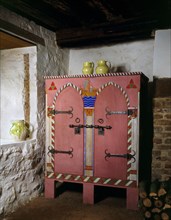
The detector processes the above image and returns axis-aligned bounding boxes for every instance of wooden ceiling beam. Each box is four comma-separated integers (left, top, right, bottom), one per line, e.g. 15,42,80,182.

0,19,45,46
1,0,169,48
0,0,66,30
56,18,157,47
57,28,152,48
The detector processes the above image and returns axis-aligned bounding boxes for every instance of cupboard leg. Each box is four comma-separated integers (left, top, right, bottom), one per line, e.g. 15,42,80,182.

126,187,139,210
45,177,55,198
83,183,94,204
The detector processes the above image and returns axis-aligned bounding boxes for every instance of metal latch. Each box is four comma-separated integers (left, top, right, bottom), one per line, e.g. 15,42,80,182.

48,107,73,118
69,124,112,135
105,107,137,118
48,146,73,158
104,149,136,163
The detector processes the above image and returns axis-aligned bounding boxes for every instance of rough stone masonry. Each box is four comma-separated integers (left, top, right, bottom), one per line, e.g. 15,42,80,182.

0,140,44,215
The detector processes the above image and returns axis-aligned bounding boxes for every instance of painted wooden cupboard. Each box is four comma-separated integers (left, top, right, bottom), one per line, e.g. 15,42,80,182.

44,72,149,210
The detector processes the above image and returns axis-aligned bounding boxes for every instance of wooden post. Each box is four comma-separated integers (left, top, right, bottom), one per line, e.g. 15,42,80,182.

24,54,30,125
127,187,139,210
153,213,161,220
143,197,152,208
161,209,171,220
150,180,160,197
45,178,55,198
165,187,171,205
139,181,149,199
144,210,152,219
83,183,94,204
158,179,171,197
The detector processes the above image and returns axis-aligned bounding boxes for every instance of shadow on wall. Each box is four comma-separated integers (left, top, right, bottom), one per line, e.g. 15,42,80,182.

110,64,131,72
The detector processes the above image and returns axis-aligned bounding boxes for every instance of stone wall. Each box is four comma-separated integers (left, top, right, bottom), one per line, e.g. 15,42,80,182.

0,140,44,215
152,78,171,181
0,6,69,216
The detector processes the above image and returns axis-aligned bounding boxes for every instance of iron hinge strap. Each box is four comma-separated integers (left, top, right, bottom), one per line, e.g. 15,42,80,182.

48,107,73,118
105,107,137,117
48,146,73,158
104,149,136,163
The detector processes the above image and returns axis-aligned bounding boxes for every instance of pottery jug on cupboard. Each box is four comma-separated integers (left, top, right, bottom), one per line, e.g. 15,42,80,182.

10,120,33,141
82,62,94,75
95,60,111,74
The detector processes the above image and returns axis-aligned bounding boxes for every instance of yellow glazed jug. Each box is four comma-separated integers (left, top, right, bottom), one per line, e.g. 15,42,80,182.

95,60,111,74
82,62,94,75
10,120,33,141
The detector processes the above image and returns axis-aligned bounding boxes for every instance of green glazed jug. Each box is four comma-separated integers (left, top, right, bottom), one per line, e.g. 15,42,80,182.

82,61,94,75
10,120,33,141
95,60,111,74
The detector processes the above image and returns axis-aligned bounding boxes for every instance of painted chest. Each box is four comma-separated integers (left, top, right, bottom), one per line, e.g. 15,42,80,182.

44,72,149,210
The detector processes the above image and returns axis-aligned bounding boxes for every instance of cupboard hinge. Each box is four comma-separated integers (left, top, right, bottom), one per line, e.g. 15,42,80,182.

105,107,137,118
48,107,73,118
104,149,136,163
48,146,73,158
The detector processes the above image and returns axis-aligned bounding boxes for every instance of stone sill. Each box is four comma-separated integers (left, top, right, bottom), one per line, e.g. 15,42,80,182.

0,138,36,147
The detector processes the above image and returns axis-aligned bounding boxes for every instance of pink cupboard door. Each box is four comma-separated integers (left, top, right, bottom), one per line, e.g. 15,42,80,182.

54,85,84,175
94,84,128,180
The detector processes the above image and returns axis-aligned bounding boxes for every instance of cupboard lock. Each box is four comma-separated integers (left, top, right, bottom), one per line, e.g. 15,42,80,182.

69,124,112,129
69,124,112,135
105,149,136,163
48,146,73,158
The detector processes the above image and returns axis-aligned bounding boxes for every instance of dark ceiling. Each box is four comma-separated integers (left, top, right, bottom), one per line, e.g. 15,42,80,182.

0,0,170,48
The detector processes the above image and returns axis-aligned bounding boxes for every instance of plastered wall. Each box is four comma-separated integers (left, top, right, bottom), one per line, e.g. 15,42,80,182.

69,40,154,81
0,47,37,140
